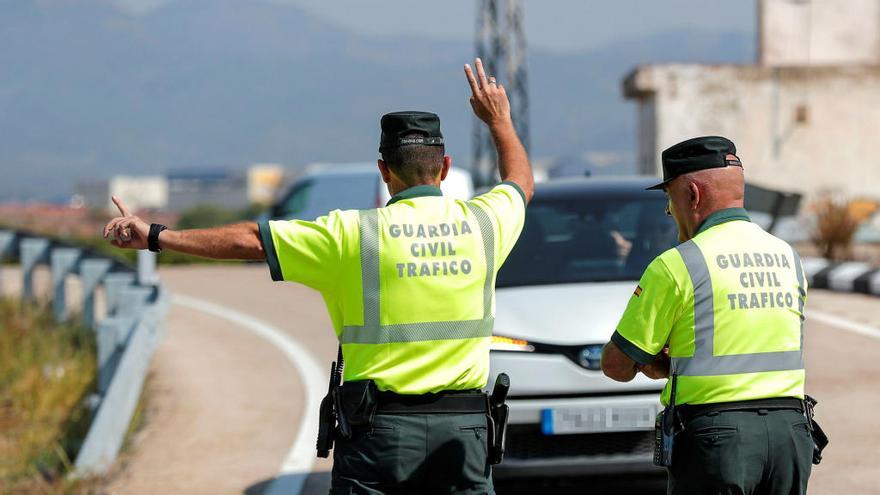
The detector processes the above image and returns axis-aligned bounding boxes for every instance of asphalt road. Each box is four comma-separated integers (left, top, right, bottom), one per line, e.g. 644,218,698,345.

101,265,880,495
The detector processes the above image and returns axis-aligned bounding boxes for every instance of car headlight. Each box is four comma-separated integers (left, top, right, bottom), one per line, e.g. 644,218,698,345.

577,344,605,370
490,335,534,352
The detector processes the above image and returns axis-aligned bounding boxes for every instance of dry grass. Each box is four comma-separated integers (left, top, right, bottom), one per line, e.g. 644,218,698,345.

0,298,97,494
811,196,865,261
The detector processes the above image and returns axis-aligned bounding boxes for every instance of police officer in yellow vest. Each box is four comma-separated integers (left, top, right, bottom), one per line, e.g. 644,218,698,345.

102,58,533,494
601,137,819,495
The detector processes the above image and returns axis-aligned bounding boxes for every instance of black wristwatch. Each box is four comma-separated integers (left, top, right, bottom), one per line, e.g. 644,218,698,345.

148,223,168,253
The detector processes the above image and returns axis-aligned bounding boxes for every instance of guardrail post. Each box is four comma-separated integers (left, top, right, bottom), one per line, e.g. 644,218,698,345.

118,285,153,317
20,238,50,302
94,283,151,396
96,317,119,395
137,250,159,286
51,248,82,322
0,230,16,296
75,315,154,475
80,259,113,329
95,315,135,395
103,272,136,316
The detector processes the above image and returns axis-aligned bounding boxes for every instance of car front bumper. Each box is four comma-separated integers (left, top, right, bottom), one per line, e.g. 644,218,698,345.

494,394,665,479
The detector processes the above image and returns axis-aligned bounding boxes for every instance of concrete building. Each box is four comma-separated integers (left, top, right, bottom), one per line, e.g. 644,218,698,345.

75,176,169,214
75,164,290,214
759,0,880,67
624,0,880,202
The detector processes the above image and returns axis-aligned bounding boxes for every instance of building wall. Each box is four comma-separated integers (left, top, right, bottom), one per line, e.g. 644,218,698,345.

624,64,880,200
247,164,285,205
108,176,169,213
760,0,880,66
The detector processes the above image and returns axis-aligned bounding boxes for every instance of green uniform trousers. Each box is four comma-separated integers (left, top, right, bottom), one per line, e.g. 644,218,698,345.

668,408,813,495
330,412,494,495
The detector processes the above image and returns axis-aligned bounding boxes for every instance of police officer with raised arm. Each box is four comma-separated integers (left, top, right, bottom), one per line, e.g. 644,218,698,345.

103,58,533,494
600,137,825,495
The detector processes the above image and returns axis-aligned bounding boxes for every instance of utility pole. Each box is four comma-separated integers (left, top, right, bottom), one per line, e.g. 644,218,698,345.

472,0,530,187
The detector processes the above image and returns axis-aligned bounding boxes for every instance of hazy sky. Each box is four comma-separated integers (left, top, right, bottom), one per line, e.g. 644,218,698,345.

115,0,756,52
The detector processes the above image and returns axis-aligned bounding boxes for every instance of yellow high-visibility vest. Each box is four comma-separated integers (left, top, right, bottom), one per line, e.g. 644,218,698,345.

614,208,806,405
260,183,526,394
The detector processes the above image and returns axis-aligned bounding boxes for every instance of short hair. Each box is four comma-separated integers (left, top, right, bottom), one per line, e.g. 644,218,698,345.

381,134,445,185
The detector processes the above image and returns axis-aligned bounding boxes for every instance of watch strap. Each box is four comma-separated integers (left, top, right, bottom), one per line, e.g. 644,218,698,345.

148,223,168,252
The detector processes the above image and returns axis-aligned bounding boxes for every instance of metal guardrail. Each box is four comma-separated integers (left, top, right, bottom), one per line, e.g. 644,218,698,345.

0,229,169,476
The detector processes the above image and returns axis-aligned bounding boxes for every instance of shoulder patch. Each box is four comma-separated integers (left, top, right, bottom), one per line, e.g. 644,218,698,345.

634,285,643,297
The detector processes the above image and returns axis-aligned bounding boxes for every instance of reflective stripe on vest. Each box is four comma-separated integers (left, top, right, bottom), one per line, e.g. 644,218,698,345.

341,205,495,344
670,240,806,377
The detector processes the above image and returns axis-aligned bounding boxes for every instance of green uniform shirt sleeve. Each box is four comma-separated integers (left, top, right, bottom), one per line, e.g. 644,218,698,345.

466,182,527,266
258,210,344,293
614,257,681,365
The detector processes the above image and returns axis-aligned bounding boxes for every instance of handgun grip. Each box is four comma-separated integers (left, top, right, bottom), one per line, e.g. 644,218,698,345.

491,372,510,404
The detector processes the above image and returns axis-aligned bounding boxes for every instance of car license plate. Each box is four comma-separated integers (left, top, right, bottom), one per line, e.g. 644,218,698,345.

541,404,659,435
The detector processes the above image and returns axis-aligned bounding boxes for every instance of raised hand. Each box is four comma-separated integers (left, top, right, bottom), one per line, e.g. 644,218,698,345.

102,196,150,250
464,58,512,127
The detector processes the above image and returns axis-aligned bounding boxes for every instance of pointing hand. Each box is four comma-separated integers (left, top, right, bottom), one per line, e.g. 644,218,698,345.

102,196,150,250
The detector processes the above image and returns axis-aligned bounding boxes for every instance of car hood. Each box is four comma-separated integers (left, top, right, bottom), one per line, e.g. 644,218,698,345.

494,281,637,345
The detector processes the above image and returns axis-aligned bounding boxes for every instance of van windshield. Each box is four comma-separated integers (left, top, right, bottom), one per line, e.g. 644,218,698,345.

496,195,678,288
274,173,380,220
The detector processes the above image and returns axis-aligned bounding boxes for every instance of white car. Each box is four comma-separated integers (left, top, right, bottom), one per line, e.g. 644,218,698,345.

489,177,679,479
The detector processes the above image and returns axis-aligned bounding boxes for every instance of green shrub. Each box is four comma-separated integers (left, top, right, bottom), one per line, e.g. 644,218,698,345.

150,203,264,265
176,203,263,230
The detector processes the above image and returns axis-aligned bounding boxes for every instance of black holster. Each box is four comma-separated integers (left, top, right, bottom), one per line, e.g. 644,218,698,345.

804,395,829,465
318,379,380,459
338,380,379,429
488,373,511,465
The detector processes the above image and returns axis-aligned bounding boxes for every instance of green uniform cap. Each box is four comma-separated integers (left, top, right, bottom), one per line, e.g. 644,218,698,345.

647,136,743,190
379,111,444,152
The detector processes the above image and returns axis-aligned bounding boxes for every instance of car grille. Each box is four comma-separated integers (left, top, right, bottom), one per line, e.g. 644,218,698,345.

504,424,655,460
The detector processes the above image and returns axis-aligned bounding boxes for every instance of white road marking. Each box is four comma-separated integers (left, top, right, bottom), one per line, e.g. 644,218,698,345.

809,309,880,340
172,294,325,495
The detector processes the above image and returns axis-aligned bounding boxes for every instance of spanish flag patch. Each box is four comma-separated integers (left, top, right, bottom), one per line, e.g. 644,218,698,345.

633,285,643,297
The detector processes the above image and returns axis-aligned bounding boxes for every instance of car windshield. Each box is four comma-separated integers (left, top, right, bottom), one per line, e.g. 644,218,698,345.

496,195,678,287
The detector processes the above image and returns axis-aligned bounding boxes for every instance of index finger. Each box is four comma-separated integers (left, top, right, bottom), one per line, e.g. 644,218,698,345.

111,195,131,217
463,64,480,95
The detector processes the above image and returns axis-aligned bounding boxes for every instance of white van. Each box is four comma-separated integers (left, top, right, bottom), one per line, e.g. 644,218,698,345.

268,162,474,221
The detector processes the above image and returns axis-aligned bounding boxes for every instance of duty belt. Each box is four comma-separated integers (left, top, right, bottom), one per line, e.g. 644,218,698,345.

376,390,489,414
678,397,804,423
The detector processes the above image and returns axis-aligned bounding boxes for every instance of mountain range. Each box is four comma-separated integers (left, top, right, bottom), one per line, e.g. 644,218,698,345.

0,0,754,200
